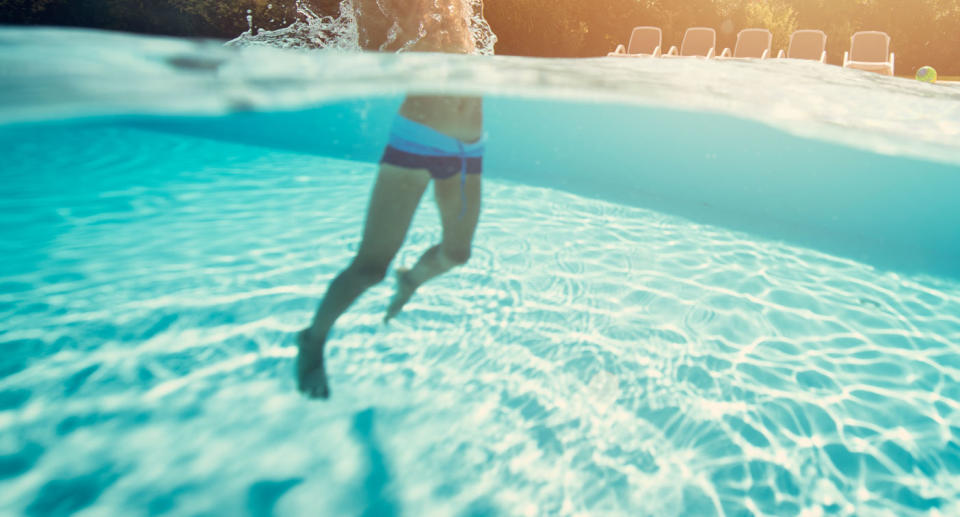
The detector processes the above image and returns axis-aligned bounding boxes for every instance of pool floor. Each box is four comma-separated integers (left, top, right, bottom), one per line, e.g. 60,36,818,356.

1,124,960,516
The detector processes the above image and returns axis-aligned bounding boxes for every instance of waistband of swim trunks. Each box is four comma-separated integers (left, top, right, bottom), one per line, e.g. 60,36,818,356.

386,115,485,158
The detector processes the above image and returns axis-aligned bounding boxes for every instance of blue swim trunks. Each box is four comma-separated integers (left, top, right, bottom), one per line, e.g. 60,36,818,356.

380,115,484,180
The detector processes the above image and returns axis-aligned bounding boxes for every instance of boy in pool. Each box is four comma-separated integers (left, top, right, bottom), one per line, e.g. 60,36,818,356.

296,0,484,399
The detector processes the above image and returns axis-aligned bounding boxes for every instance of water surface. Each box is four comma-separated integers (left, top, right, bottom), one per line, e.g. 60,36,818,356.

1,28,960,516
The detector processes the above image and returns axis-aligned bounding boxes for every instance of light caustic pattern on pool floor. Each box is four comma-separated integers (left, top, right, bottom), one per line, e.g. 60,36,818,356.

1,125,960,516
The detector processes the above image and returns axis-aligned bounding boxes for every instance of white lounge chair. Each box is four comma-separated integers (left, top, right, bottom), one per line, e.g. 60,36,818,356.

665,27,716,58
843,31,894,75
719,28,772,59
776,30,828,63
608,26,662,57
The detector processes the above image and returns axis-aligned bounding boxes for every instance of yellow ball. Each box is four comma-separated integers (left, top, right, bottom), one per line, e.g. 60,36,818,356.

916,66,938,83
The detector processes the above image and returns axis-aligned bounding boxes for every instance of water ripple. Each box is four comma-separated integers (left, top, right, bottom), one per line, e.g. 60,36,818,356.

1,125,959,516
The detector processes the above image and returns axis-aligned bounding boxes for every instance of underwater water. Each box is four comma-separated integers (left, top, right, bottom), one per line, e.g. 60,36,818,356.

2,27,960,516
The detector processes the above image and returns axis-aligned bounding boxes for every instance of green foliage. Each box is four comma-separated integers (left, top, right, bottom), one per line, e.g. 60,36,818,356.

744,0,799,52
2,0,958,73
484,0,959,74
0,0,303,37
0,0,60,23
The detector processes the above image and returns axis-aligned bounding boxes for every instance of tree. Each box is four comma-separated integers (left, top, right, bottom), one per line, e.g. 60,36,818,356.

2,0,958,74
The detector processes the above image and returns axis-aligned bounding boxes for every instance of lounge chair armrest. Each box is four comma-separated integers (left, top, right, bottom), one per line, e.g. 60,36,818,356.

667,45,678,56
720,47,731,58
761,48,770,60
777,49,785,59
707,47,715,59
820,50,827,64
606,44,625,57
843,51,849,67
653,46,662,58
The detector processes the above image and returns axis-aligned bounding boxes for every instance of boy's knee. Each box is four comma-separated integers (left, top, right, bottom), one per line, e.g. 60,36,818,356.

349,260,389,284
443,246,471,266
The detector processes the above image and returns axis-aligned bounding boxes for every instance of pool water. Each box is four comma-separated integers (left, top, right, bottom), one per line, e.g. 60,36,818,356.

2,28,960,517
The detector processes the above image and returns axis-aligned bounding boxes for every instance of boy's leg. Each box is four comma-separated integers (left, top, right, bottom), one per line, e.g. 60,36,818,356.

298,164,430,397
385,172,481,321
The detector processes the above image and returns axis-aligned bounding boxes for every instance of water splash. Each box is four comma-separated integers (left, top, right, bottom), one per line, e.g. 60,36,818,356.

227,1,359,51
467,0,498,55
227,0,496,55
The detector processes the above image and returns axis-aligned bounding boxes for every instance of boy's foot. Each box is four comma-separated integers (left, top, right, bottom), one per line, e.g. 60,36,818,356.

296,329,329,399
384,268,417,323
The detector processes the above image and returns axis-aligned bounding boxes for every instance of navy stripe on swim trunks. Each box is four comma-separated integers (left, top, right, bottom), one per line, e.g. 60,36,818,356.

381,146,483,180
